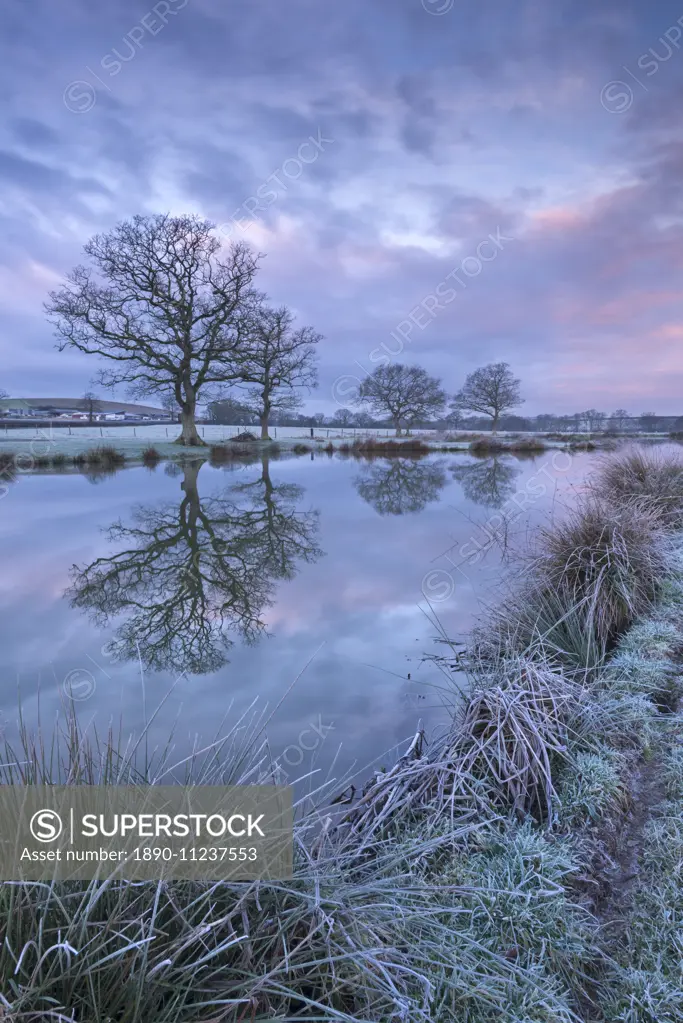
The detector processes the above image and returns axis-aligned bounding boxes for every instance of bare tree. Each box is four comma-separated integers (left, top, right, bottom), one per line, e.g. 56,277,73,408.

45,214,260,446
450,362,523,434
582,409,606,433
0,388,8,399
235,305,320,439
608,408,629,432
207,396,254,425
82,389,99,422
335,408,354,426
352,410,374,428
158,388,181,422
357,364,446,436
445,407,464,430
639,411,658,433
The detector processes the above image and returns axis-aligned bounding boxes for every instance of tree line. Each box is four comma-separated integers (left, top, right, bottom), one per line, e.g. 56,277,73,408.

41,213,678,441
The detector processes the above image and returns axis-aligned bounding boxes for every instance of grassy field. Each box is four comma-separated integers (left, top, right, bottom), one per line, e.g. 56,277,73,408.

1,445,683,1020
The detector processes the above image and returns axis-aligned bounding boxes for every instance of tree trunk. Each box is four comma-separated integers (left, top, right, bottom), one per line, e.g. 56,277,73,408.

491,413,499,436
260,410,270,441
394,418,402,437
180,462,202,588
176,404,205,446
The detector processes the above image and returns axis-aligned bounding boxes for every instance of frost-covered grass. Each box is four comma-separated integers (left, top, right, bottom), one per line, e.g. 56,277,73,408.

600,732,683,1023
594,444,683,527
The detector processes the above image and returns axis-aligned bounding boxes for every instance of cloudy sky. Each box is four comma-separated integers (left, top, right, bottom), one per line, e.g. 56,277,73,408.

2,0,683,415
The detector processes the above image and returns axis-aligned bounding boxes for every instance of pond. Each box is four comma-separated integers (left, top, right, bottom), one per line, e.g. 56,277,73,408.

0,448,598,793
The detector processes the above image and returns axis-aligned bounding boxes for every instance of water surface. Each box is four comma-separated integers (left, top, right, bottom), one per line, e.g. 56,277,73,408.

0,449,597,788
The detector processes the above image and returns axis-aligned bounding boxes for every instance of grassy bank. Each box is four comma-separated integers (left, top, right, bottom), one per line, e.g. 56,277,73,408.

0,429,644,476
2,446,683,1020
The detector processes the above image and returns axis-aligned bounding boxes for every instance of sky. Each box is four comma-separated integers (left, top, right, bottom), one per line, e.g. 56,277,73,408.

2,0,683,415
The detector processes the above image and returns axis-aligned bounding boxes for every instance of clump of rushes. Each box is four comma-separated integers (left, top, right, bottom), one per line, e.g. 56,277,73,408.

51,453,68,468
594,445,683,527
352,438,431,456
454,657,576,820
469,437,507,454
291,443,312,453
141,445,161,468
469,437,548,456
535,499,666,648
487,498,670,668
74,446,126,469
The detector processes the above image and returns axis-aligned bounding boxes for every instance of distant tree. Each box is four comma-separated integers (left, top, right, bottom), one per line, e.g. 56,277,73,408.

158,389,182,422
0,388,8,399
451,362,523,434
445,407,465,430
608,409,630,432
207,397,254,425
312,412,326,427
236,304,320,439
351,410,374,428
639,411,659,433
357,364,447,436
82,389,99,422
580,409,606,433
502,414,532,432
46,214,260,446
335,408,354,426
534,414,558,431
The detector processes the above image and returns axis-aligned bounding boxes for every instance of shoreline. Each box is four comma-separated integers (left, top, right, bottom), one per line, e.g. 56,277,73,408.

0,430,672,478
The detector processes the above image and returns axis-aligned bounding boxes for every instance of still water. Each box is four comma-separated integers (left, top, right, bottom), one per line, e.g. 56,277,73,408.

0,450,597,790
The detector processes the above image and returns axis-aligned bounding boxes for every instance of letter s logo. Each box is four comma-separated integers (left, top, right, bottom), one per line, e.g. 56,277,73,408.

30,809,63,843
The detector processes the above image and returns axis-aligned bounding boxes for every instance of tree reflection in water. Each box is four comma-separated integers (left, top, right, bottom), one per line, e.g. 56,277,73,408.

450,456,520,509
353,457,448,515
67,456,323,674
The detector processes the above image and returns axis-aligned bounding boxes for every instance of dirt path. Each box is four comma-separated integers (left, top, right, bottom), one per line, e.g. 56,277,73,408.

597,754,668,934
